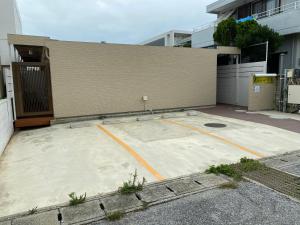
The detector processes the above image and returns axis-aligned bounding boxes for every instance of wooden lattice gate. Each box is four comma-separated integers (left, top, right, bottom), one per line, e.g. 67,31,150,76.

12,62,53,127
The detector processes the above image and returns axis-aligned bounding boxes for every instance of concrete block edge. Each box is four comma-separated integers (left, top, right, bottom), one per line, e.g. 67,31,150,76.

0,172,229,224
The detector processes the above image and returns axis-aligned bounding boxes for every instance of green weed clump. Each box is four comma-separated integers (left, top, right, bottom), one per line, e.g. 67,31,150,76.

106,211,125,221
219,181,239,189
239,157,266,172
68,192,87,206
119,169,146,195
28,206,38,215
206,157,266,181
205,164,242,181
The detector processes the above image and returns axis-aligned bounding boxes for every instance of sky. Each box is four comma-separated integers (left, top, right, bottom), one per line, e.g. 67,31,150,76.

17,0,216,44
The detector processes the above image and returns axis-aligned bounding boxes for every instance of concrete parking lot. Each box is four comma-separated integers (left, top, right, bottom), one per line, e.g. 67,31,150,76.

1,110,300,217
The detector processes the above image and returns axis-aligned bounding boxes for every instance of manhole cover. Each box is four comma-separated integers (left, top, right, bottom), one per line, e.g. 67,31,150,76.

204,123,227,128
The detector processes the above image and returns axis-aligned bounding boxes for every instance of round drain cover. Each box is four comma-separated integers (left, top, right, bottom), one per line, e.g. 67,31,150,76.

204,123,227,128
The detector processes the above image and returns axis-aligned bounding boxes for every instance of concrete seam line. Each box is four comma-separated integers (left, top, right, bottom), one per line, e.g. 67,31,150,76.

162,119,265,158
96,124,165,181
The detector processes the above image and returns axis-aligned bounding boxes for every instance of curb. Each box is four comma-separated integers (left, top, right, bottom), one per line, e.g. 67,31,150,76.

0,173,229,225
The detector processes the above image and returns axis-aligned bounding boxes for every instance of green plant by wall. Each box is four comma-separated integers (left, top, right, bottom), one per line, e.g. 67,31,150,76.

68,192,87,206
213,18,283,53
119,169,146,195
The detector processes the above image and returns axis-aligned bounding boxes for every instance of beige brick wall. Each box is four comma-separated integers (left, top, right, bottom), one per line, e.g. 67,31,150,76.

8,35,218,118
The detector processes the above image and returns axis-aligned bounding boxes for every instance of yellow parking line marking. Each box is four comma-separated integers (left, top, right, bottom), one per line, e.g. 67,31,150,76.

96,124,165,181
162,119,265,158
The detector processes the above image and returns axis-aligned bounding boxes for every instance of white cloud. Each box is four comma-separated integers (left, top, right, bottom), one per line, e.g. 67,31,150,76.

17,0,216,44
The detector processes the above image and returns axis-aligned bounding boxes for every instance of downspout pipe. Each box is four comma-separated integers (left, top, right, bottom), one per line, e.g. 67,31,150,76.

278,53,286,112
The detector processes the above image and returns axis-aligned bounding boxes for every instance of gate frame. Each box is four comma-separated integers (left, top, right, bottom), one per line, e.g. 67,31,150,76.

12,62,54,118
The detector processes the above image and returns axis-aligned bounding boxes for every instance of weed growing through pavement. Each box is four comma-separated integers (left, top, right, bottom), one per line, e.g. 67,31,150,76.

119,169,146,195
239,157,266,172
219,181,239,189
106,210,125,221
206,164,242,181
206,157,266,181
68,192,87,206
28,206,38,215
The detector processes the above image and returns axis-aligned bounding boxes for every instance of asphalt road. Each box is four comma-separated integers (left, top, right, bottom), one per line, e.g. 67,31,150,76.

91,181,300,225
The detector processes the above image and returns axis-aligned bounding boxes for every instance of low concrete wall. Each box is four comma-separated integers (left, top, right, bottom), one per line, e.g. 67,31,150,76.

0,99,13,156
0,67,14,156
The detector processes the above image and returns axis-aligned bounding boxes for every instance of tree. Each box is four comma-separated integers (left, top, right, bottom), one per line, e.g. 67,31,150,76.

235,20,282,52
213,18,283,53
213,17,237,46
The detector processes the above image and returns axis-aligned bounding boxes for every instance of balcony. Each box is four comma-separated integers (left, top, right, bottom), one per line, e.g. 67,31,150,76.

253,1,300,20
254,1,300,35
192,1,300,48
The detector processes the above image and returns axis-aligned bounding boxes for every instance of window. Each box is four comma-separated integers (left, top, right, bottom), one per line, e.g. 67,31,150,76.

266,0,277,10
238,3,252,19
252,0,266,14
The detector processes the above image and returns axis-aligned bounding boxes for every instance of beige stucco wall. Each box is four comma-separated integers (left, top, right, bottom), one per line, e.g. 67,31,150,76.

8,34,50,46
217,46,241,55
8,35,218,118
248,75,276,111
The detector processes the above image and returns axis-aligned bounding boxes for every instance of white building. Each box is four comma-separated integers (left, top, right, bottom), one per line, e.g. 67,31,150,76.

0,0,22,155
0,0,22,65
192,0,300,73
140,30,192,47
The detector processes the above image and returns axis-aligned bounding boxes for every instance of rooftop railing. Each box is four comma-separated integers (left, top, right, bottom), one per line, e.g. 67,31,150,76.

174,36,192,46
253,1,300,20
193,21,217,33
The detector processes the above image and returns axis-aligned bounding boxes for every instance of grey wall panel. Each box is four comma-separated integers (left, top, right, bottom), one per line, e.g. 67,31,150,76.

217,61,267,106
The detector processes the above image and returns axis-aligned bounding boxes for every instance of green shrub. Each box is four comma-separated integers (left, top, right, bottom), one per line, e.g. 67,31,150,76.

213,18,282,53
235,20,282,52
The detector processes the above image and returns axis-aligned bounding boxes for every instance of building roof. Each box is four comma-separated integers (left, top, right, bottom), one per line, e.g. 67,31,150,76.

139,30,192,45
207,0,253,14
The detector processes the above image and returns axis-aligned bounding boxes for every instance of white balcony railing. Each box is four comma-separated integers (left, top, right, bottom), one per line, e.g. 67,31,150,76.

253,1,300,20
193,1,300,34
174,36,192,46
193,21,217,33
